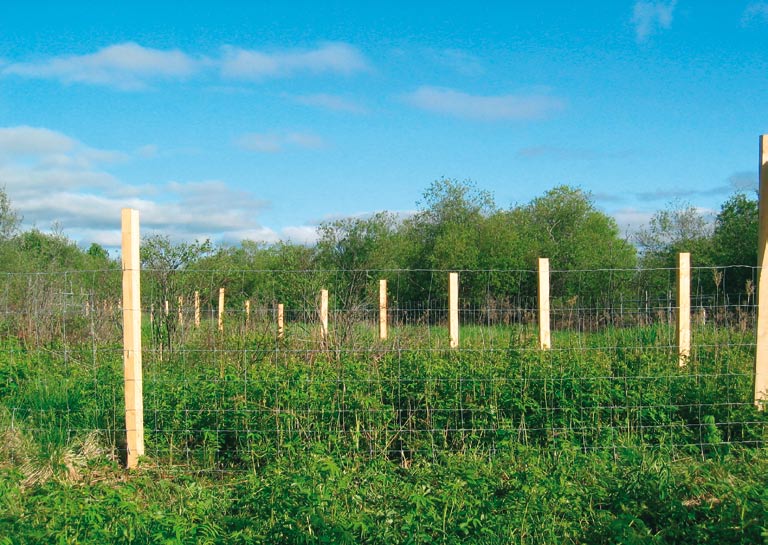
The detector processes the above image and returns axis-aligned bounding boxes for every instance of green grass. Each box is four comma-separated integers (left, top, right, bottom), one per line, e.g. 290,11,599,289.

1,323,767,543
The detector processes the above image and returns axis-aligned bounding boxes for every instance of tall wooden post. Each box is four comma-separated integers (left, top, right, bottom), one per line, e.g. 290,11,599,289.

164,299,169,316
277,303,285,339
449,272,459,349
194,290,200,328
121,208,144,469
677,252,691,366
178,296,184,328
245,299,251,330
218,288,225,332
538,258,551,350
320,289,329,341
756,134,768,407
379,279,388,340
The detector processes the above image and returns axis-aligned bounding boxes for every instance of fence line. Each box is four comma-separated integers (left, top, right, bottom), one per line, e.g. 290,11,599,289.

117,195,767,467
1,257,764,471
0,201,768,471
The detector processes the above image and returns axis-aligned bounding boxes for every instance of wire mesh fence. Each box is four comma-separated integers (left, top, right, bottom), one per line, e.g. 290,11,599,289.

1,265,766,474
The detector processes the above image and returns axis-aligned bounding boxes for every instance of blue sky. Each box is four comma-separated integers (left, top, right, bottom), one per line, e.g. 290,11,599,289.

0,1,766,248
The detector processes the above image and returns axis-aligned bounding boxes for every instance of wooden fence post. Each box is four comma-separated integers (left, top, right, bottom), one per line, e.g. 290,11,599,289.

677,252,691,366
379,279,388,340
164,299,169,316
538,258,551,350
218,288,225,332
121,208,144,469
756,134,768,407
178,296,184,328
320,289,329,341
245,299,251,330
449,272,459,349
277,303,285,339
194,290,200,328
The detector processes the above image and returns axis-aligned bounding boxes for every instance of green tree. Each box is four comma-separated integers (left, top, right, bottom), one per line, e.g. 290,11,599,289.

400,178,496,303
140,235,213,307
412,178,495,271
315,212,402,309
513,186,636,299
711,192,758,296
636,200,713,265
195,240,323,324
86,242,110,261
635,200,714,297
316,212,400,271
0,186,21,241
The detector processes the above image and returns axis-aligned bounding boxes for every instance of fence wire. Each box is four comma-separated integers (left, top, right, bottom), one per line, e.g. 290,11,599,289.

1,265,766,474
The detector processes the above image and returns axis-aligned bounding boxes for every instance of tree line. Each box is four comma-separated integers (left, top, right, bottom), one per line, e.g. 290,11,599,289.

0,180,758,317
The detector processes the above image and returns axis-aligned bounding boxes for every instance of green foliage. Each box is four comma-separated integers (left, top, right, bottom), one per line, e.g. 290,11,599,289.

511,185,637,298
316,212,402,308
0,186,21,241
2,319,768,543
636,200,713,261
711,192,758,295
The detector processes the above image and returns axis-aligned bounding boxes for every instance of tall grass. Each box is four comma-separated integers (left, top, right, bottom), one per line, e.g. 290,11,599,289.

1,323,767,543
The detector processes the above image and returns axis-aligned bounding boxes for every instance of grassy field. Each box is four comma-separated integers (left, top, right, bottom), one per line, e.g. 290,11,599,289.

1,323,767,543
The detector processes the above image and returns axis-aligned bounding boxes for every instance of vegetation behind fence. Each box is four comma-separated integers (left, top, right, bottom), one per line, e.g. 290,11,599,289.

1,260,766,475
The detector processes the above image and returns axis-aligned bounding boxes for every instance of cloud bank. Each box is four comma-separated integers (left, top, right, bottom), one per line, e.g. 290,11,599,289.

220,42,369,79
2,42,200,90
0,125,301,247
1,42,369,90
404,86,565,121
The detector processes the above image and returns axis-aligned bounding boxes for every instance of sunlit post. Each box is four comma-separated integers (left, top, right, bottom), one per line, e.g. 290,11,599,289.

121,208,144,469
538,258,551,350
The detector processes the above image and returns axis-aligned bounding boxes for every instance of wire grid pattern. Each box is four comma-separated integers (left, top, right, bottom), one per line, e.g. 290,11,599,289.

0,269,125,468
1,265,766,472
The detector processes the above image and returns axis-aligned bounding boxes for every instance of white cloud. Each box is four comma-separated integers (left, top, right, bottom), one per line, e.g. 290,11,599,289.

611,208,655,236
220,42,369,79
2,42,370,90
0,126,124,190
236,131,326,153
634,185,733,202
0,126,75,155
743,2,768,23
632,1,677,42
291,93,367,113
280,225,320,245
217,227,280,245
164,180,269,221
404,86,566,121
727,171,757,191
2,42,201,90
0,125,281,246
